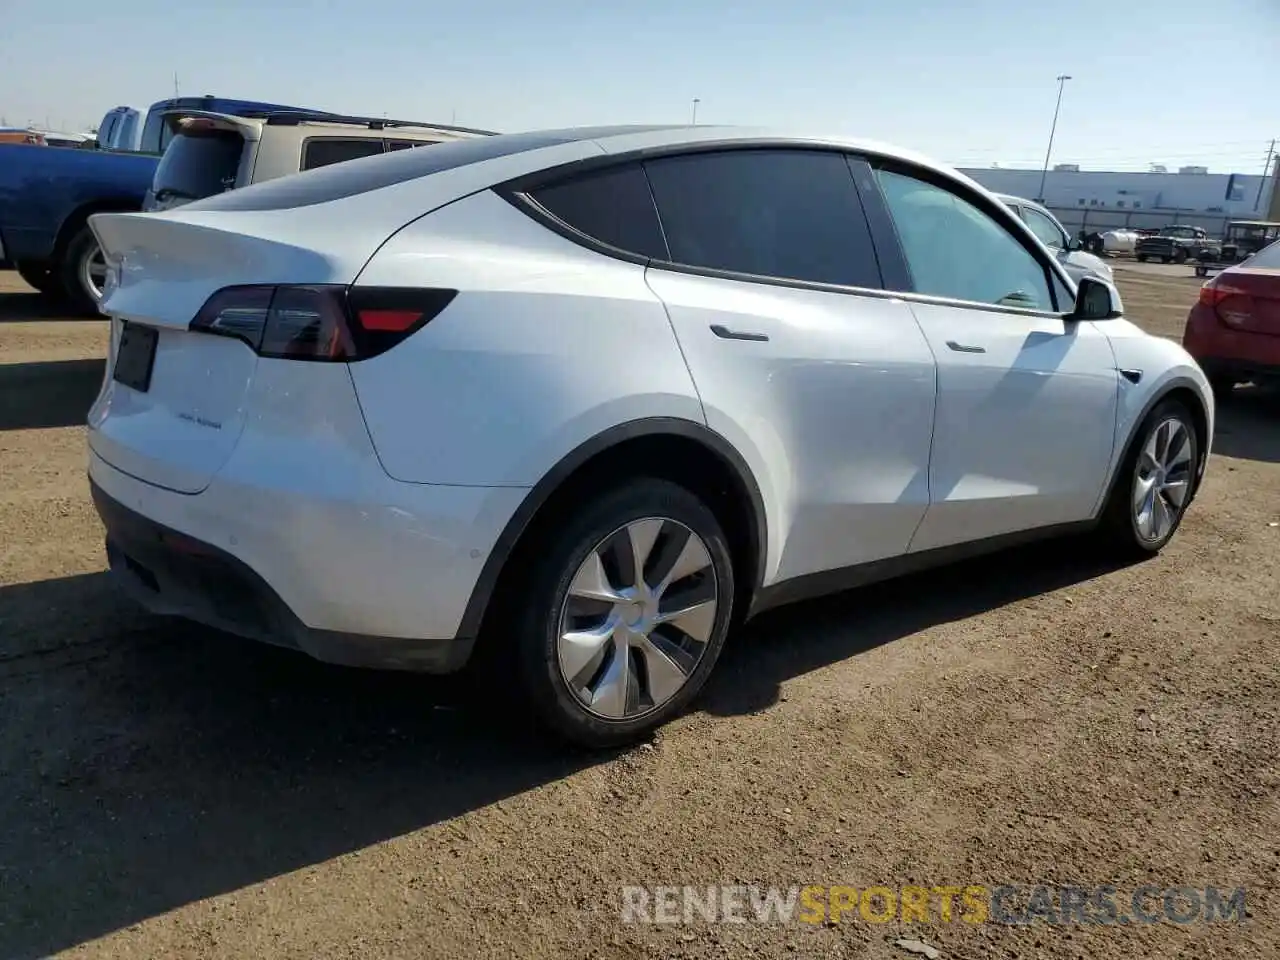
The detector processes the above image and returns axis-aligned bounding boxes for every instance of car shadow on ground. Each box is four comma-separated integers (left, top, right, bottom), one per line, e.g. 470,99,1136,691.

1212,383,1280,463
0,358,105,430
0,290,80,322
703,534,1136,716
0,536,1138,959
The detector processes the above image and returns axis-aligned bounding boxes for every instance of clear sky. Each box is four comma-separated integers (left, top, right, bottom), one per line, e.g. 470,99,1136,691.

3,0,1276,173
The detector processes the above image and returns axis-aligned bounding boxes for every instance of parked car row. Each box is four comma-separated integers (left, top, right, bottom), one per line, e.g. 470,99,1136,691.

0,95,487,312
85,124,1219,746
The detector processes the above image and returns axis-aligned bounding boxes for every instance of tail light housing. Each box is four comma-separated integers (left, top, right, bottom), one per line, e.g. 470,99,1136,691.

189,285,456,361
1198,278,1255,331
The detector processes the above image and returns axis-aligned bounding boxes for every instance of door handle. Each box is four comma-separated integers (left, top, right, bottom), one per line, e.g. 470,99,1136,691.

710,324,769,342
945,340,986,354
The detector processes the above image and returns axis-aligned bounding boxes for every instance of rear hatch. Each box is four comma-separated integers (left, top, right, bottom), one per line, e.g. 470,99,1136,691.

86,208,378,493
144,112,262,212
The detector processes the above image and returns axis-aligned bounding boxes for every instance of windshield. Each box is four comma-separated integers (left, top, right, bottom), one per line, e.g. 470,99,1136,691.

149,131,245,207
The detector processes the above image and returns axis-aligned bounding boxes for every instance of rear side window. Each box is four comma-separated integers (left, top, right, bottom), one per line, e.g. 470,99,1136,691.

643,149,882,288
151,131,245,203
303,138,387,170
528,164,668,259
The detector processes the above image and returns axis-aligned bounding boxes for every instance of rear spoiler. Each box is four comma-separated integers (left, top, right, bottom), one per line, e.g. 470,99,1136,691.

162,109,265,142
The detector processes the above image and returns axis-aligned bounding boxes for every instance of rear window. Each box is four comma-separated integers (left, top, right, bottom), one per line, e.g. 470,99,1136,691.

1247,238,1280,268
303,137,386,171
181,125,680,213
387,138,439,151
151,131,245,203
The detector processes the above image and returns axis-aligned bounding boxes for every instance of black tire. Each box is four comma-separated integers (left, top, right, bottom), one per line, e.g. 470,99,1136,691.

1160,256,1172,264
1136,254,1148,263
57,225,104,315
511,478,736,748
1097,398,1200,557
14,261,61,296
1174,247,1189,264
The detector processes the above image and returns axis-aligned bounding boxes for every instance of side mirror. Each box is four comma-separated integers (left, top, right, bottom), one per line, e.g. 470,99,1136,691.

1069,275,1123,321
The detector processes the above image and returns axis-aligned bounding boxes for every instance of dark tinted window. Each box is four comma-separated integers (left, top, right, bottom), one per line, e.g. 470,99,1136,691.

529,164,667,259
182,126,677,213
387,138,440,151
643,149,881,288
151,131,245,203
303,137,386,170
139,110,165,154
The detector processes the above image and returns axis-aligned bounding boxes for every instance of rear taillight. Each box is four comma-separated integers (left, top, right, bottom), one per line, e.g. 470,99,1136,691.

189,285,456,361
1198,279,1255,331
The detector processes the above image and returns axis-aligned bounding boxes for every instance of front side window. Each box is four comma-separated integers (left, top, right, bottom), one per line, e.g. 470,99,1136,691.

1021,206,1067,250
875,168,1054,311
302,138,387,170
643,149,882,289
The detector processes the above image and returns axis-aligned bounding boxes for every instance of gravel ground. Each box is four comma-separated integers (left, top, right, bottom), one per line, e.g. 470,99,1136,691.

0,265,1277,960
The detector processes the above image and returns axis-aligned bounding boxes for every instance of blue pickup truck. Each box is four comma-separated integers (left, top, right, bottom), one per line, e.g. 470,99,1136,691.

0,95,325,312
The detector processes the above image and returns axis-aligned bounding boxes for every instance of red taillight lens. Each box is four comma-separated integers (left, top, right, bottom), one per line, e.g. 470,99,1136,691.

1199,280,1255,330
189,285,456,361
259,285,355,360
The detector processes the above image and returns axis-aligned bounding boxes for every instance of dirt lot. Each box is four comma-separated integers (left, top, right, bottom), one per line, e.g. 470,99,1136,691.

1,265,1277,960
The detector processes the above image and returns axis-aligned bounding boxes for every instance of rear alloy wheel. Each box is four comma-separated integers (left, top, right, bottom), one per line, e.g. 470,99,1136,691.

58,225,108,315
514,479,735,748
1099,399,1198,555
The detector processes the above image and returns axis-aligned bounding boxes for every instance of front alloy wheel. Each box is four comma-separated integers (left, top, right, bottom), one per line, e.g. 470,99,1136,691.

1100,398,1199,555
1131,416,1194,544
514,479,735,748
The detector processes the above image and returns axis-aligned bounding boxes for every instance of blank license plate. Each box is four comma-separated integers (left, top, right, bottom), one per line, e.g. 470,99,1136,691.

113,323,158,392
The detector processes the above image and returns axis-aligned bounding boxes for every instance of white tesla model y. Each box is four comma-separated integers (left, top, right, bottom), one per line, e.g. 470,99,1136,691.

87,125,1214,746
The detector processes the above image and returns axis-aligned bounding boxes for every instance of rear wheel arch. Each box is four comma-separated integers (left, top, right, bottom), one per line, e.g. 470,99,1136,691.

457,417,767,645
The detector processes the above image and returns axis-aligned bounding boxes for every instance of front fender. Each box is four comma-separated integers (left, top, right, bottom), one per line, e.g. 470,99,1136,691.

1095,323,1214,512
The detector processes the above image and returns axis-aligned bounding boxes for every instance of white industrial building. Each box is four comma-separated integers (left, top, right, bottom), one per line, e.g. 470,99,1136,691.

959,165,1278,219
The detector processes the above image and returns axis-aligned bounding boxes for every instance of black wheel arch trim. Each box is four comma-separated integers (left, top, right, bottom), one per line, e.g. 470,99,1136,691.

1099,375,1210,514
453,416,769,641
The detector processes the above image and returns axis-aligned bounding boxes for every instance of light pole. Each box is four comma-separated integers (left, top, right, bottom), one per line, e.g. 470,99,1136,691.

1037,74,1071,203
691,98,700,125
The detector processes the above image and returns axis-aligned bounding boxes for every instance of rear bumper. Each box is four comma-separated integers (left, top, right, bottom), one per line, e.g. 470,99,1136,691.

93,479,475,672
92,479,482,672
1183,303,1280,383
89,450,530,672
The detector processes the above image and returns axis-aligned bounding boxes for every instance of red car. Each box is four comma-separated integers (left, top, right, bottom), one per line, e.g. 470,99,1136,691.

1182,240,1280,395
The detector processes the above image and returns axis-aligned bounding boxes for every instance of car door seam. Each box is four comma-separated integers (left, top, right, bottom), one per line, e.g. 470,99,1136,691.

642,265,709,428
900,300,940,554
